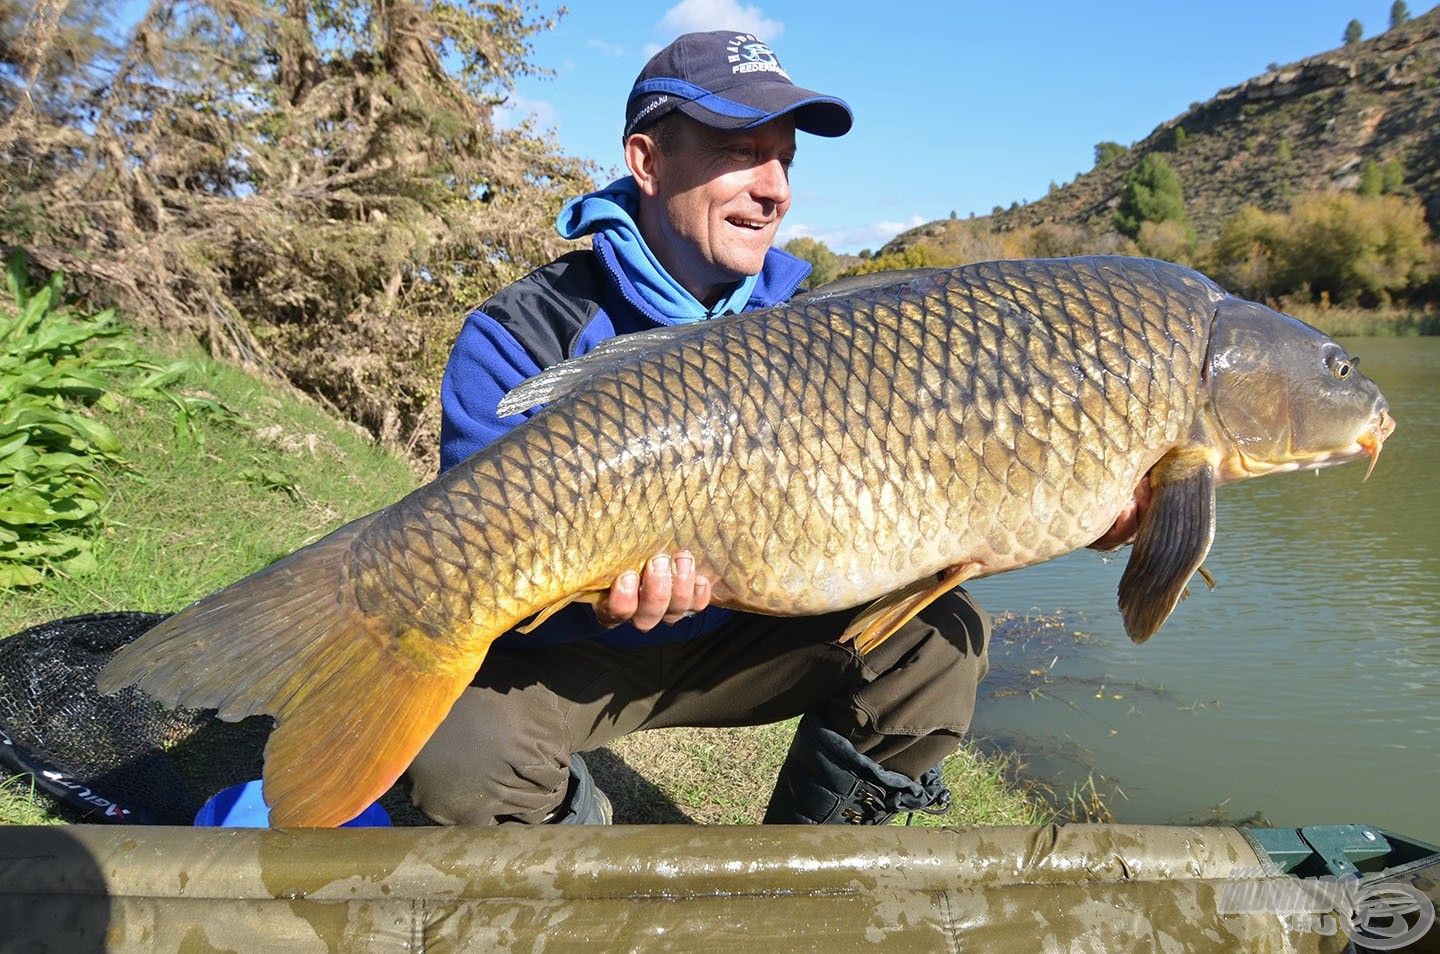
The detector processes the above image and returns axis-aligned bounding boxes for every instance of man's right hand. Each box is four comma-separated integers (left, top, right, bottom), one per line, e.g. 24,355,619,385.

594,550,713,631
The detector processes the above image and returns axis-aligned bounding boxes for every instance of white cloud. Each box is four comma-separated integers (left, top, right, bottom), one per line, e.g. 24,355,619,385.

657,0,784,41
780,215,927,255
492,93,558,133
586,37,625,58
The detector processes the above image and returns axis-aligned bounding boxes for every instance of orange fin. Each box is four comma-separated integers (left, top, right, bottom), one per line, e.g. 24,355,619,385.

98,512,493,827
841,563,979,655
515,586,607,634
263,655,473,827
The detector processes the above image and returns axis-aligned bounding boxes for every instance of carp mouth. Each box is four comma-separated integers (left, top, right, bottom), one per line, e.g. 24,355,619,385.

1357,407,1397,480
1221,403,1396,483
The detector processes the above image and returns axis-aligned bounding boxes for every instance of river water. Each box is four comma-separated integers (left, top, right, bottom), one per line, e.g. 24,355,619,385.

966,336,1439,843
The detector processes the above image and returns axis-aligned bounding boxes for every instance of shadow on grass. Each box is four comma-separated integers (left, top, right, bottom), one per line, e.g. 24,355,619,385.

584,746,694,824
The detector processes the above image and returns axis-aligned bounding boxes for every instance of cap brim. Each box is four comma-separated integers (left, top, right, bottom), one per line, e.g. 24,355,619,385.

677,82,853,137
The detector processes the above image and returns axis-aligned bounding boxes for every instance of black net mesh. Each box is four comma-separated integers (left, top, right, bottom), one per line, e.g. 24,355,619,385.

0,612,270,824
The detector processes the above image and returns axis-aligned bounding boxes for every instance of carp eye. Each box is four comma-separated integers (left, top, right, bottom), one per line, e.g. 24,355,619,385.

1326,351,1353,380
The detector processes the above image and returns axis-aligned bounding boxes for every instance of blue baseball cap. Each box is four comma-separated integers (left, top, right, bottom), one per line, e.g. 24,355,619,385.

624,31,853,140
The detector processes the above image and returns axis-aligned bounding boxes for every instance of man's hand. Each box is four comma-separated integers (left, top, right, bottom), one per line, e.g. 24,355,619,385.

595,550,713,631
1088,477,1153,551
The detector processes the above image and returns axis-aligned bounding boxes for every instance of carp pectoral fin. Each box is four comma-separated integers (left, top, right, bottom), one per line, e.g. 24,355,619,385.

1118,448,1218,644
514,587,607,634
842,563,979,655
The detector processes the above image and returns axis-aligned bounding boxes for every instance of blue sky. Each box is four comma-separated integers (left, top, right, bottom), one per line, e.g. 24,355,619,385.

504,0,1430,253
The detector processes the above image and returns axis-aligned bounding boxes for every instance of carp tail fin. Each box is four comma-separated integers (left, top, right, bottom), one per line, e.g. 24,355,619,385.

99,514,481,827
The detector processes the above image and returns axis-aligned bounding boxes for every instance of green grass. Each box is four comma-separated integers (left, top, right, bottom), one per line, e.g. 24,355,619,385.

0,335,1045,827
0,775,57,825
0,339,420,636
598,721,1050,826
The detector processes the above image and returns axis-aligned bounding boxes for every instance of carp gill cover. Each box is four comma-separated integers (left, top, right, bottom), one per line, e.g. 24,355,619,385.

100,256,1394,827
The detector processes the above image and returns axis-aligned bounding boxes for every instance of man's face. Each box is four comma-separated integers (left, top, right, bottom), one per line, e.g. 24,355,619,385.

629,115,797,304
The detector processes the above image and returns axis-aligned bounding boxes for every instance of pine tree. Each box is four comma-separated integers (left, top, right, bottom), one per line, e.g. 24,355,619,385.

1344,19,1364,45
1114,154,1191,241
1389,1,1411,28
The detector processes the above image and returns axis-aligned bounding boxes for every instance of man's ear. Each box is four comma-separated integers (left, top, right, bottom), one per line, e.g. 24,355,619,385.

625,133,663,197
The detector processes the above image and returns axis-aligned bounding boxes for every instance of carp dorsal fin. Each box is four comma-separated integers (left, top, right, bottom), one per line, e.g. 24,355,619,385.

793,268,944,304
498,324,711,417
842,562,979,655
1117,446,1220,643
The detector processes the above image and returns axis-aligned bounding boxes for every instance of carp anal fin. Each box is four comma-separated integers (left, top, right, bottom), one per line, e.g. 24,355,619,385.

514,585,608,634
98,513,480,827
842,563,979,655
498,324,712,417
1117,448,1218,644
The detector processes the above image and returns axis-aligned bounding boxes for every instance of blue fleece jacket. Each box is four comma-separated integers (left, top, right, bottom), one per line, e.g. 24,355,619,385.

438,177,812,649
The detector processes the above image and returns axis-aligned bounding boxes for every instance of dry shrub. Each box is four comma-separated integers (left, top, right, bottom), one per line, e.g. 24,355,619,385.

1,1,593,462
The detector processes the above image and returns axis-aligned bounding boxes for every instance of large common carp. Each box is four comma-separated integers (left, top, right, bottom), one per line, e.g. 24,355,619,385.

99,257,1394,827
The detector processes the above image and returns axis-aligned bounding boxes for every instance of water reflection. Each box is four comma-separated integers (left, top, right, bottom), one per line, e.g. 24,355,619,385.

969,337,1440,841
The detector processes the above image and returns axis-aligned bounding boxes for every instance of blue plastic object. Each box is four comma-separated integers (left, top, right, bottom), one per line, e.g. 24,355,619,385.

194,780,391,828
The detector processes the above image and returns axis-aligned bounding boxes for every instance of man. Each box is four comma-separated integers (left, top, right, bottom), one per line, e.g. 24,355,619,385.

409,31,1124,827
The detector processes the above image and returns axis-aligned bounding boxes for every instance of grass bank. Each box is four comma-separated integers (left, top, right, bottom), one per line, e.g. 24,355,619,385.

0,334,1049,827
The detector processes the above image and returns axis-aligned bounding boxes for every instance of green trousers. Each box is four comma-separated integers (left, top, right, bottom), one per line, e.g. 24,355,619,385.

406,589,990,825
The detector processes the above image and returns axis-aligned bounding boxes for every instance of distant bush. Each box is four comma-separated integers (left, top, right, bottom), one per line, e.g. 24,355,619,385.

846,245,946,276
1207,193,1435,306
1344,18,1364,44
1208,205,1289,300
783,236,841,289
1137,220,1196,265
1284,193,1433,305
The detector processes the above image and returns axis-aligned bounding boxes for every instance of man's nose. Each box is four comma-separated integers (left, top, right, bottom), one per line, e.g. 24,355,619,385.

751,156,791,206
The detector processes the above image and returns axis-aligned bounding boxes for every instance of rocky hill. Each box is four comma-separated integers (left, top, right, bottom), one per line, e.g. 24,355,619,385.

883,8,1440,254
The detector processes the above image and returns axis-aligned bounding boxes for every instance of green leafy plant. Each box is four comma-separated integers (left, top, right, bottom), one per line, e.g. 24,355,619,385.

0,255,135,586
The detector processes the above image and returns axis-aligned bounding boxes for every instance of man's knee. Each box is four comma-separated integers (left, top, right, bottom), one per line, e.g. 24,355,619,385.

405,681,571,825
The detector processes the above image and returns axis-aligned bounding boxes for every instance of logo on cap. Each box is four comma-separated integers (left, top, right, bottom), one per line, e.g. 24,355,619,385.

725,34,790,80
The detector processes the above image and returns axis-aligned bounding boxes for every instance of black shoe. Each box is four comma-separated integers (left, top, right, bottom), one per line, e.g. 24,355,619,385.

763,714,950,825
548,753,613,825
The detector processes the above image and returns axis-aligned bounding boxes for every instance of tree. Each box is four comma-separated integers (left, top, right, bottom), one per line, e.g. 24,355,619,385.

783,236,840,289
1094,141,1129,167
1114,154,1192,244
1381,157,1406,193
1344,19,1364,45
1359,160,1385,197
0,1,592,459
1390,1,1411,28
